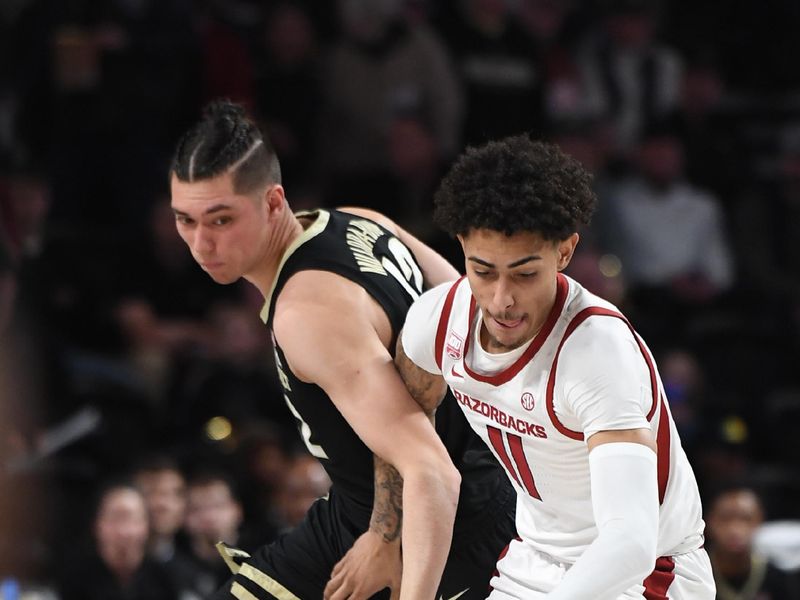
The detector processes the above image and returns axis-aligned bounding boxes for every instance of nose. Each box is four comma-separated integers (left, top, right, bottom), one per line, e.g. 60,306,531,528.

489,278,514,314
192,225,214,256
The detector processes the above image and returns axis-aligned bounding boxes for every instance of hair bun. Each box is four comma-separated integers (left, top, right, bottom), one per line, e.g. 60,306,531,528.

204,99,246,122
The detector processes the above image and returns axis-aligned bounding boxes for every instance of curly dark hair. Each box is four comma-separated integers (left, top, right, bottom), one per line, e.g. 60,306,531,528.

171,99,281,192
434,135,596,240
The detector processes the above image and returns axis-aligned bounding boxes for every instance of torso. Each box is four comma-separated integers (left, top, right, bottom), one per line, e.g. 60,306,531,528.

263,209,505,528
408,274,706,562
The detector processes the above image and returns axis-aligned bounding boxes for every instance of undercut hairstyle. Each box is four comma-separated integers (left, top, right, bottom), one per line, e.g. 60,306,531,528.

171,99,281,192
434,135,596,240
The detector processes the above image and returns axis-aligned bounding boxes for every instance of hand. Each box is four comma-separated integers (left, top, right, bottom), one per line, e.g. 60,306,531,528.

323,530,401,600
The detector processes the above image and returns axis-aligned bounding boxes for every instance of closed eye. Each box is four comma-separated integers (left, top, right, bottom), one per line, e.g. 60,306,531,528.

175,214,194,226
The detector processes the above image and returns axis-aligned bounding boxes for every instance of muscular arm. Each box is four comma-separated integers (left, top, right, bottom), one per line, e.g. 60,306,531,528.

275,273,460,600
547,428,659,599
366,333,449,545
333,332,451,599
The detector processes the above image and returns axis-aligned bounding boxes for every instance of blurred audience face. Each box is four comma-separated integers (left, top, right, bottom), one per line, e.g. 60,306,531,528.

209,303,268,363
681,66,724,117
276,455,331,528
185,480,242,545
94,487,150,581
135,468,187,539
248,437,289,491
605,10,654,49
638,135,684,187
339,0,400,43
707,488,763,557
265,4,315,66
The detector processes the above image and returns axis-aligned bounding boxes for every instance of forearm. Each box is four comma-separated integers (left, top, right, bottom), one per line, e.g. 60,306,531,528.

547,443,658,599
370,455,403,542
398,465,460,600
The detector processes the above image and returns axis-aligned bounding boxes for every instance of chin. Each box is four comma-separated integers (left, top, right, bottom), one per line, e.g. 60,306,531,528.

208,272,239,285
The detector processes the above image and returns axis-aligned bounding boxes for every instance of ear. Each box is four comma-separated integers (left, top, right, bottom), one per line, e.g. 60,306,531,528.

556,233,580,271
264,184,286,215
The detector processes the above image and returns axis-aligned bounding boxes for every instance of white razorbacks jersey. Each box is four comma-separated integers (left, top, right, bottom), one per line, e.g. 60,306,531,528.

403,274,705,564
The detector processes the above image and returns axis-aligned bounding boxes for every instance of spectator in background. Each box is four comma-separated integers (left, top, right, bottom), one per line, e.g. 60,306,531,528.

234,424,293,539
183,470,250,597
32,0,198,236
58,481,176,600
733,147,800,333
706,484,798,600
273,453,332,532
597,124,735,346
438,0,545,145
673,60,743,200
166,301,291,449
318,0,463,223
576,0,682,159
253,2,321,194
115,200,237,403
195,0,259,110
134,456,210,599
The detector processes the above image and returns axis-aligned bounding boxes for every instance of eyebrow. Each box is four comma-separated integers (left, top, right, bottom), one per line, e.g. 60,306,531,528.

467,255,542,269
172,204,232,217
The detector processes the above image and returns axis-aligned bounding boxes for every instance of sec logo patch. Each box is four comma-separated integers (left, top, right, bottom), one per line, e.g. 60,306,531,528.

521,392,535,411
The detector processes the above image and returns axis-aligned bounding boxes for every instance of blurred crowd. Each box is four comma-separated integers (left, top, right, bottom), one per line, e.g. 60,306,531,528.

1,0,799,598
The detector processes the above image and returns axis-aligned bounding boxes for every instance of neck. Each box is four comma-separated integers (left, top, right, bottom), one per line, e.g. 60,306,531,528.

244,208,304,298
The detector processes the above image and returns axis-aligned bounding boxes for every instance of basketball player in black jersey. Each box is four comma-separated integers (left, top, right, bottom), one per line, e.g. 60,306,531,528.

169,101,516,600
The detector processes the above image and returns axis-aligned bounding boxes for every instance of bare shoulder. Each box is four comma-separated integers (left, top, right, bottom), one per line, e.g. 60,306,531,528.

273,270,386,382
273,270,370,341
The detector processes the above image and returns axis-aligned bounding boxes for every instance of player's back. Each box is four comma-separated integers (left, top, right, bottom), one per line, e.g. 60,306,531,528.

263,209,506,530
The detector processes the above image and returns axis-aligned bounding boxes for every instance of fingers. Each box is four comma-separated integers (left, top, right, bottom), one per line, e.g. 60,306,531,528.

324,574,349,600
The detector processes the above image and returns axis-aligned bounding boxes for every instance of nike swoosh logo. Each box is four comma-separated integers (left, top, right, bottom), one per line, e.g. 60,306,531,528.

440,589,469,600
450,365,464,378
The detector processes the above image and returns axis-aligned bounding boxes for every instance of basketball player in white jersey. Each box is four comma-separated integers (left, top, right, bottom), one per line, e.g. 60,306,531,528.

397,135,715,599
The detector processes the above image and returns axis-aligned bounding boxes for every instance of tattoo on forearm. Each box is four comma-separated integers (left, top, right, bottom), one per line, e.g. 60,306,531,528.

370,455,403,542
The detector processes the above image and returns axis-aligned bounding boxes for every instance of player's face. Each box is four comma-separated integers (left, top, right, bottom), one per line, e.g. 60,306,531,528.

170,172,273,284
459,228,578,352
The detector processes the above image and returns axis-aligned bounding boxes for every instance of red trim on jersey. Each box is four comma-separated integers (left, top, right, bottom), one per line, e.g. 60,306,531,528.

656,397,671,504
544,307,619,441
633,330,660,421
461,273,570,386
508,433,541,499
434,276,466,370
545,307,659,439
545,307,672,503
487,426,522,488
643,556,676,600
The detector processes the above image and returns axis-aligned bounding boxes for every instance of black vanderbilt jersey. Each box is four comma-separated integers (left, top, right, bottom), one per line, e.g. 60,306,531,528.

262,209,504,529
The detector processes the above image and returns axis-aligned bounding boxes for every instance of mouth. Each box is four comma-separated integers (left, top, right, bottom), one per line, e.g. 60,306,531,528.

492,316,525,330
200,262,223,270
